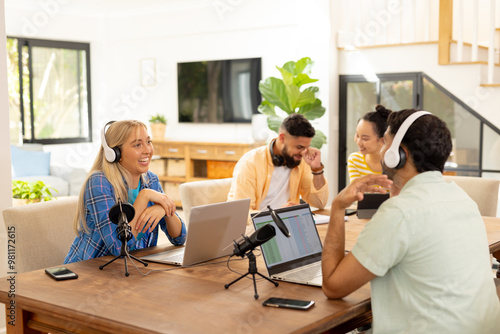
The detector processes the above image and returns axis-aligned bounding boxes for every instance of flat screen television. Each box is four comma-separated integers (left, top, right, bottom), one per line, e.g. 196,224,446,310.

177,57,262,123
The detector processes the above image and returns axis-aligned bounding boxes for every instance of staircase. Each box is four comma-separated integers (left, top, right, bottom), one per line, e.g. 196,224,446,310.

338,0,500,86
439,0,500,87
336,0,500,125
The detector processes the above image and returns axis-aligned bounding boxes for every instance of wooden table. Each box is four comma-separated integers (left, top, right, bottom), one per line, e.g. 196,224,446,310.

0,223,371,334
1,214,500,334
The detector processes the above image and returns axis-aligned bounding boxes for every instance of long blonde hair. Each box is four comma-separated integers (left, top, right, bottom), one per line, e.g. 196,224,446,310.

74,120,148,234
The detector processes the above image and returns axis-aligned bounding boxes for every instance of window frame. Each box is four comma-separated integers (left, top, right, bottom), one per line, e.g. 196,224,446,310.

9,36,92,145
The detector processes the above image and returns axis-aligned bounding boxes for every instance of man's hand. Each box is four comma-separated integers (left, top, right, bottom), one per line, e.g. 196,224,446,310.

303,147,322,169
284,201,300,207
333,174,392,210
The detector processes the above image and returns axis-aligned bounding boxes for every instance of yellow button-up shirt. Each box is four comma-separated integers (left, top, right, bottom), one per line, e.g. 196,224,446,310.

227,143,328,211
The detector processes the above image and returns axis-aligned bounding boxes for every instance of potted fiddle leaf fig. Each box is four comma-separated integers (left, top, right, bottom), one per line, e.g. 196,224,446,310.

12,180,56,206
149,114,167,140
258,57,327,149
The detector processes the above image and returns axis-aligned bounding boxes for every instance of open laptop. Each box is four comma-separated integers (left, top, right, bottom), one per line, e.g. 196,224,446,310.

140,198,250,267
251,204,323,287
356,193,390,219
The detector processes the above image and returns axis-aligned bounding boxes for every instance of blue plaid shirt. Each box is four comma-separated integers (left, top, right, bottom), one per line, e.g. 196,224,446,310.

64,171,186,263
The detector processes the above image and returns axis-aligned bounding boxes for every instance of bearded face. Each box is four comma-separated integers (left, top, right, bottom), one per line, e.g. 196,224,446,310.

281,143,302,169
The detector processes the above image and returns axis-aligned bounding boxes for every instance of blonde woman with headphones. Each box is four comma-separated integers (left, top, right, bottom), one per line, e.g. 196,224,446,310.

64,120,186,263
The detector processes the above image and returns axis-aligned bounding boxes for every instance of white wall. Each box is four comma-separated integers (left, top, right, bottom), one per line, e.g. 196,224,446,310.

4,0,333,178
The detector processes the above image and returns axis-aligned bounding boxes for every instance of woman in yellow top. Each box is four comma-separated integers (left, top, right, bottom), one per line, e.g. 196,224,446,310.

348,105,391,183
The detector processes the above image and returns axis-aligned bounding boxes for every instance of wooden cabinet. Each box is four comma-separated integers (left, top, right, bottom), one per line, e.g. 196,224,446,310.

150,141,257,207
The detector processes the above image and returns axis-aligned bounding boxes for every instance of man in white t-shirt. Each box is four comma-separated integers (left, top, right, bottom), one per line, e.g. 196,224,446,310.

322,109,500,333
227,113,328,212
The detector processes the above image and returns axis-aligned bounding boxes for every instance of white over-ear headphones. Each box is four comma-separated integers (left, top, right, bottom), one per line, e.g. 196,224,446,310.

384,111,431,169
101,121,121,163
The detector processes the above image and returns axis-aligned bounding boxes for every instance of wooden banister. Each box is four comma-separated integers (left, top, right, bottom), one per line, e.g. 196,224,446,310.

438,0,453,65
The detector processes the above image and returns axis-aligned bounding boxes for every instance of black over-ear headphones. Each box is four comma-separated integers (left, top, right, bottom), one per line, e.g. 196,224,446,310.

269,139,285,167
384,111,431,169
101,121,121,163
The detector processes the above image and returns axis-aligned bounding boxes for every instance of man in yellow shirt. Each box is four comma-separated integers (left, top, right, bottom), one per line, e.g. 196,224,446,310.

227,114,328,212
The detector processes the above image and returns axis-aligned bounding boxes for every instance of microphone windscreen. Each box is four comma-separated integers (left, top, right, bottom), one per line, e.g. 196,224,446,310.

250,223,276,243
269,207,290,237
232,224,276,257
109,201,135,224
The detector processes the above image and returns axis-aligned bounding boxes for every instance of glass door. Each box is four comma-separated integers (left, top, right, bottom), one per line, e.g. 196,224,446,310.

339,73,420,190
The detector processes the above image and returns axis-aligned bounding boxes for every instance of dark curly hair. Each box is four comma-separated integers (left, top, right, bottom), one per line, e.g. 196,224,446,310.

360,104,392,138
280,113,315,138
387,109,452,173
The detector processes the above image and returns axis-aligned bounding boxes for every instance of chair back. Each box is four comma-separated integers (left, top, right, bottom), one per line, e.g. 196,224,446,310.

2,196,78,273
179,178,232,225
444,175,499,217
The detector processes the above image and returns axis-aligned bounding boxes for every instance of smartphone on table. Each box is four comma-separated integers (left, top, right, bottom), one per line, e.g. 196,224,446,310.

262,297,314,310
45,267,78,281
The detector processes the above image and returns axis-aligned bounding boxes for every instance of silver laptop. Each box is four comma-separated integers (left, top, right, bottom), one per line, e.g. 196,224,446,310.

251,204,323,287
356,193,390,219
141,198,250,267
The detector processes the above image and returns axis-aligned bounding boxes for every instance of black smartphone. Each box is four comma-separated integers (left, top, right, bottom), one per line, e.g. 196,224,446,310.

45,267,78,281
262,297,314,310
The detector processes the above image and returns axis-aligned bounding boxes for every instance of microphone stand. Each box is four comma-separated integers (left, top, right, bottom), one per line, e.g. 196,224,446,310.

99,206,148,277
224,250,278,299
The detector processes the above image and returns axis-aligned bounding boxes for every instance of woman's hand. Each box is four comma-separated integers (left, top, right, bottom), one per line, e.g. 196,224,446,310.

144,189,176,217
135,204,166,236
129,188,177,236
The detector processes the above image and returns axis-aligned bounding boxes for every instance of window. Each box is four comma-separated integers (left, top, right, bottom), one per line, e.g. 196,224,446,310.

339,72,500,191
7,37,91,145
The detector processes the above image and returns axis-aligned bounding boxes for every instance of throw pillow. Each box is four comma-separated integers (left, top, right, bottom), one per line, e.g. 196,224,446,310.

11,145,51,178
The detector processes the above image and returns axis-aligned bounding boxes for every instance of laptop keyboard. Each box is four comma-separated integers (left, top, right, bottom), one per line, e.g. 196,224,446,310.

279,263,322,281
164,252,184,263
142,248,185,263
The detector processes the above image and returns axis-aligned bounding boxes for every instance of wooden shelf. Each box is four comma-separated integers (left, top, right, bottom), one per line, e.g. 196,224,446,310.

159,176,187,183
151,141,257,207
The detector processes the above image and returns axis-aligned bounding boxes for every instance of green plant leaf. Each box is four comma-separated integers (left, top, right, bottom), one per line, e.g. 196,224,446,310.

11,180,56,201
293,74,318,88
149,114,167,124
257,101,276,117
277,66,293,86
285,84,300,113
258,77,290,113
282,61,296,75
298,99,326,120
304,86,319,93
311,129,327,149
267,116,283,134
294,57,313,75
296,90,316,108
259,57,326,134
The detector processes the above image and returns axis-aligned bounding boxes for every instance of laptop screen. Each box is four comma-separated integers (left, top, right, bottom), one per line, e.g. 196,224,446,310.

252,204,323,274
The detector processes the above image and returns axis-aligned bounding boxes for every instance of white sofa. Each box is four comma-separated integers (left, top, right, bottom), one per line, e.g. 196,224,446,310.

11,144,87,197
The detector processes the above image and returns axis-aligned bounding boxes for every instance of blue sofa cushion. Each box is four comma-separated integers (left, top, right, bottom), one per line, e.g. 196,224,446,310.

11,145,51,178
